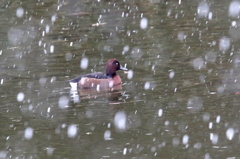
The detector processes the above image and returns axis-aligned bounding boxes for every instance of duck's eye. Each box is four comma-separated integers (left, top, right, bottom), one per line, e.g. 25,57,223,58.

116,62,119,65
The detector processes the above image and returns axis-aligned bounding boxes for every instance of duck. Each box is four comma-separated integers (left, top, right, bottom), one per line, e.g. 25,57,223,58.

69,59,128,89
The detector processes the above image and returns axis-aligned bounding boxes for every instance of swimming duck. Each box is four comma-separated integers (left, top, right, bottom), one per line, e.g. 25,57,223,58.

69,59,128,88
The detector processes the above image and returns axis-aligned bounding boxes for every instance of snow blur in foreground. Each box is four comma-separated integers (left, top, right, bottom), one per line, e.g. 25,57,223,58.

67,124,78,138
58,96,69,109
24,127,34,140
80,57,89,70
114,111,127,131
17,92,25,102
16,7,24,18
229,0,240,17
226,128,234,140
140,18,148,29
197,2,209,18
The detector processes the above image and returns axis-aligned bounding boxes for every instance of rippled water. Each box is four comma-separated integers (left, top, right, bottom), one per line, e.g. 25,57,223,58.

1,0,240,158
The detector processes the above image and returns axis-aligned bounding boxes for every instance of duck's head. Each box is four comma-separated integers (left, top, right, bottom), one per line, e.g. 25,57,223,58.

106,59,128,77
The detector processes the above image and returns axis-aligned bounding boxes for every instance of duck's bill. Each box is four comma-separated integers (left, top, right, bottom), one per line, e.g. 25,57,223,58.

120,65,128,71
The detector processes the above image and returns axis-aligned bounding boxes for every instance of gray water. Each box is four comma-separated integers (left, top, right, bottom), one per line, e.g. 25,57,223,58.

0,0,240,158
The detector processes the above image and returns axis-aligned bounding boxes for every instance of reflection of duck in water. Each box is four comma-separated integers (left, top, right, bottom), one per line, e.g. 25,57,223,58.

68,59,128,101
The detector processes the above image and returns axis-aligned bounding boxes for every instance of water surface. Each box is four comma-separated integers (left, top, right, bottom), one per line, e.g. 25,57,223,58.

0,0,240,158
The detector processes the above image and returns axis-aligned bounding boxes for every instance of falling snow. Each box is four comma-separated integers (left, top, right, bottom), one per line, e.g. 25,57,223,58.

17,92,25,102
123,148,127,155
219,36,231,52
122,45,129,55
158,109,163,117
127,70,134,79
65,52,73,61
46,147,55,156
45,25,50,33
67,124,78,138
209,122,213,129
144,82,150,90
210,133,218,144
203,113,210,122
208,12,213,20
39,77,47,86
187,96,203,112
8,28,24,45
192,57,205,70
16,7,24,18
197,2,210,18
80,57,89,70
177,32,187,41
0,151,7,159
131,47,143,60
182,135,189,145
104,130,111,140
51,14,57,23
140,18,148,29
205,51,217,63
58,96,69,109
216,115,221,123
50,45,54,53
172,137,180,146
204,153,211,159
229,0,240,17
169,70,175,79
114,111,127,131
24,127,34,140
226,128,235,140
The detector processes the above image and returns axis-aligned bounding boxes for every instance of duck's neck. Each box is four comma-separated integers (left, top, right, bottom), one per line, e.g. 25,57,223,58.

106,73,117,78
